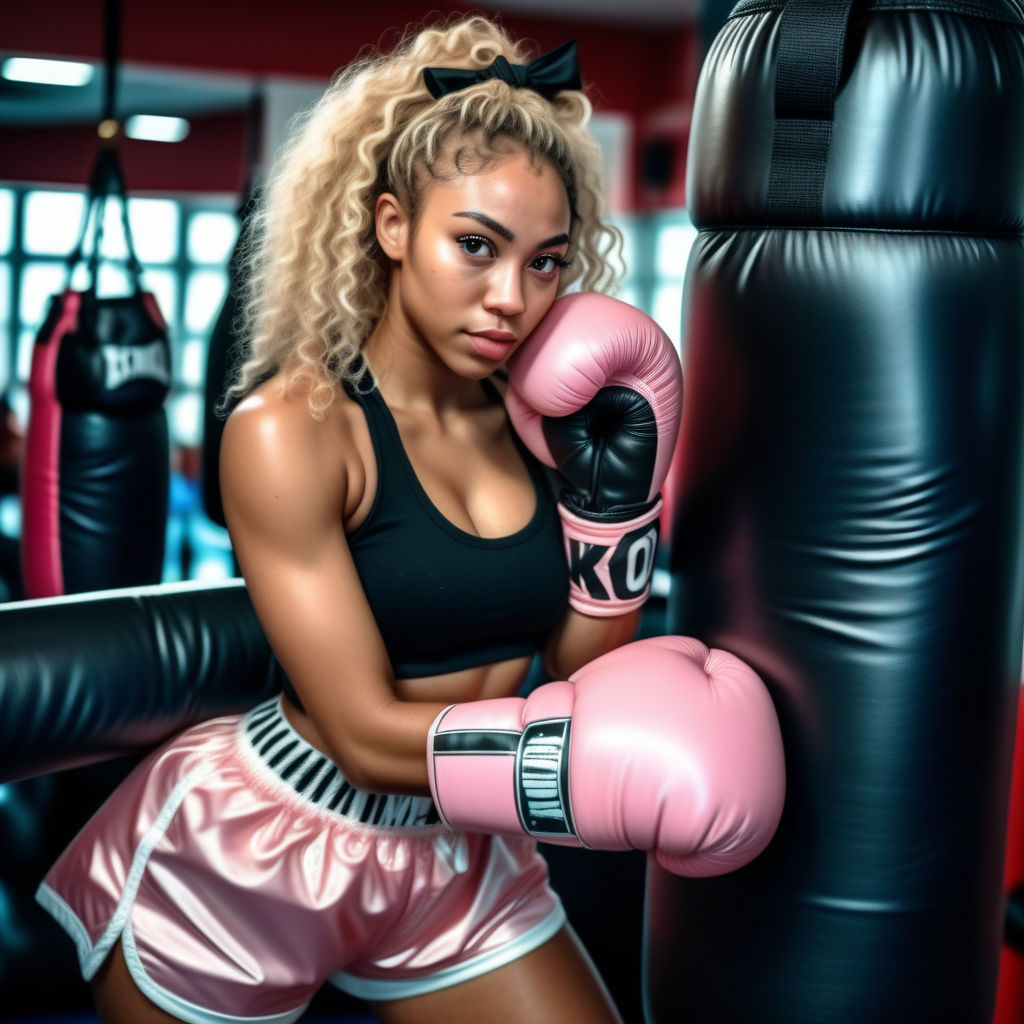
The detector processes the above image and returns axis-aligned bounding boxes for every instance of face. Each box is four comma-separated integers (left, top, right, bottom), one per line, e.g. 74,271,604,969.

375,144,572,377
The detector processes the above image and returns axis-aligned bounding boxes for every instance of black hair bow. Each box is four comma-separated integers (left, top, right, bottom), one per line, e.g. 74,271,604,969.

423,40,581,100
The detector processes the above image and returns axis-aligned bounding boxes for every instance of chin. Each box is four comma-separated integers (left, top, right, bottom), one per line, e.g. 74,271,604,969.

460,361,504,380
444,352,506,380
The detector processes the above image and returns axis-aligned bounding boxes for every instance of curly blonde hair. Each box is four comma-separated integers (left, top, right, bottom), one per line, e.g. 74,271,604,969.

231,14,622,416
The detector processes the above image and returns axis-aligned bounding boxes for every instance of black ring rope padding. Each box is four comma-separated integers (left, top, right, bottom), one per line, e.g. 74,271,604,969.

766,0,859,223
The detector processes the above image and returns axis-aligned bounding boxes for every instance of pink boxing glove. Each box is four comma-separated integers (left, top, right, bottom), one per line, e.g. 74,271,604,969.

505,292,683,617
426,636,786,877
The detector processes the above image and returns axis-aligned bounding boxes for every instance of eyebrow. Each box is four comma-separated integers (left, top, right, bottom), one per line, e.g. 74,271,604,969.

453,210,570,250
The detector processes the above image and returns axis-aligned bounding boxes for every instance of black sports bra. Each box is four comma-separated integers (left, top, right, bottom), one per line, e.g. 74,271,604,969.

282,370,567,703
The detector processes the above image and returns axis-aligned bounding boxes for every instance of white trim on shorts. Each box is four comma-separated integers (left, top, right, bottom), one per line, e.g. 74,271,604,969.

36,759,215,983
36,695,565,1018
36,755,311,1024
121,918,307,1024
330,899,568,1002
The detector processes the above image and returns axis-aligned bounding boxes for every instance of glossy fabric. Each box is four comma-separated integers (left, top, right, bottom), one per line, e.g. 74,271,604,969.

647,2,1024,1023
36,697,564,1024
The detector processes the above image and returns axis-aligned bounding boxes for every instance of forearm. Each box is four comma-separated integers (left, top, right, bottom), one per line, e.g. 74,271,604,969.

326,611,638,791
505,292,681,631
542,605,641,680
292,686,448,797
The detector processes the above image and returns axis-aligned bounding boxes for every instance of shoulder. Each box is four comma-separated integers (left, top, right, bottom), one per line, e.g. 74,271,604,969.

220,376,370,527
224,379,336,467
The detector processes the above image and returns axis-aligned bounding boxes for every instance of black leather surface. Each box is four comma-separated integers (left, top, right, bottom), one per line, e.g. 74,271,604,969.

647,2,1024,1021
0,580,282,782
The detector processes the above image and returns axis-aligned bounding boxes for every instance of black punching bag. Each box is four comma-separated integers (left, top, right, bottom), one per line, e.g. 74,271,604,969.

648,2,1024,1023
201,189,256,529
21,148,171,598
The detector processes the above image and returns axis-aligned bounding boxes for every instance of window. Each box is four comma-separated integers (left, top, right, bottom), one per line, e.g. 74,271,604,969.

611,208,698,352
0,181,701,599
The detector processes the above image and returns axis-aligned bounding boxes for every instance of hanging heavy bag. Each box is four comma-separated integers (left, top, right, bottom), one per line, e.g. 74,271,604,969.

201,188,257,529
21,146,171,598
646,2,1024,1023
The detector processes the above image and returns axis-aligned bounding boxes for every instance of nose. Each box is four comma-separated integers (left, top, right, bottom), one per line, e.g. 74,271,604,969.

484,262,526,318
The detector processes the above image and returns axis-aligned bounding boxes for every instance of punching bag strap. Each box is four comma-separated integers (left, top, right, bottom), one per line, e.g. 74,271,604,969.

65,0,143,305
766,0,857,223
101,0,120,131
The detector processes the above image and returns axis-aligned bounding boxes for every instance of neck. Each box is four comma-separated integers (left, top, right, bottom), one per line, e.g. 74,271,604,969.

362,309,484,415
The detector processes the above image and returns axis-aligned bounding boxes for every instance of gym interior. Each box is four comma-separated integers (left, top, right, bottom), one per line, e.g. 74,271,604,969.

2,2,1023,1022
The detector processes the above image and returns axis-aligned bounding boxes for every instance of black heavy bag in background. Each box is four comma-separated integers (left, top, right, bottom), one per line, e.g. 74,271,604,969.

202,91,263,529
647,3,1024,1023
21,146,171,598
201,189,257,529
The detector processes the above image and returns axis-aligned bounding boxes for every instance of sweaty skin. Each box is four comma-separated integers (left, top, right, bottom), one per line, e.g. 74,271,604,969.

219,146,639,796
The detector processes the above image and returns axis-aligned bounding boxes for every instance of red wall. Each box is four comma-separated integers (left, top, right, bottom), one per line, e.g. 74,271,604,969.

0,113,251,195
0,0,699,206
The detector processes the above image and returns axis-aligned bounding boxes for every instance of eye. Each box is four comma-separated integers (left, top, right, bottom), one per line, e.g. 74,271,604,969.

531,253,570,274
458,235,495,259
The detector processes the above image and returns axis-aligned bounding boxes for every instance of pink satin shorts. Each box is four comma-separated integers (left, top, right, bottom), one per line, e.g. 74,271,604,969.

36,696,565,1024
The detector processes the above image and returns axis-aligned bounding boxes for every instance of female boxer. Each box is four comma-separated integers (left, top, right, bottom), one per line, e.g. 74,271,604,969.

36,15,784,1024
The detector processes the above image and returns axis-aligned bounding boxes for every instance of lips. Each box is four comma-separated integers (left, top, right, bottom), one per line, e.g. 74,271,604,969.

472,329,517,343
466,329,518,361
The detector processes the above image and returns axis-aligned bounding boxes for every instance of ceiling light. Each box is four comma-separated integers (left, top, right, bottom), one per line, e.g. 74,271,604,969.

125,115,190,143
2,57,95,87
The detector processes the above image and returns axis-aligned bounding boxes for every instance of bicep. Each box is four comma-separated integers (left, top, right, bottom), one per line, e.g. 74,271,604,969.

219,405,438,790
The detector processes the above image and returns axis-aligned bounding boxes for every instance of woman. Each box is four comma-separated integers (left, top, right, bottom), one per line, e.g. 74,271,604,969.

38,15,630,1024
36,14,783,1023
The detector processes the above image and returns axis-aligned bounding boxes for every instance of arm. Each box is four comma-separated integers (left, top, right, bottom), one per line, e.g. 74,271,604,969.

506,292,683,677
541,605,640,680
219,388,442,794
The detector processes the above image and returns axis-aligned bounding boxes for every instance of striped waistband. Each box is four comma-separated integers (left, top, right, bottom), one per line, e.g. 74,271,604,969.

241,697,441,828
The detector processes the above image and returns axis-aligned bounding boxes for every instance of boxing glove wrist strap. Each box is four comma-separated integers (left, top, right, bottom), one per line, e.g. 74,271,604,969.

426,689,584,845
558,496,661,616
